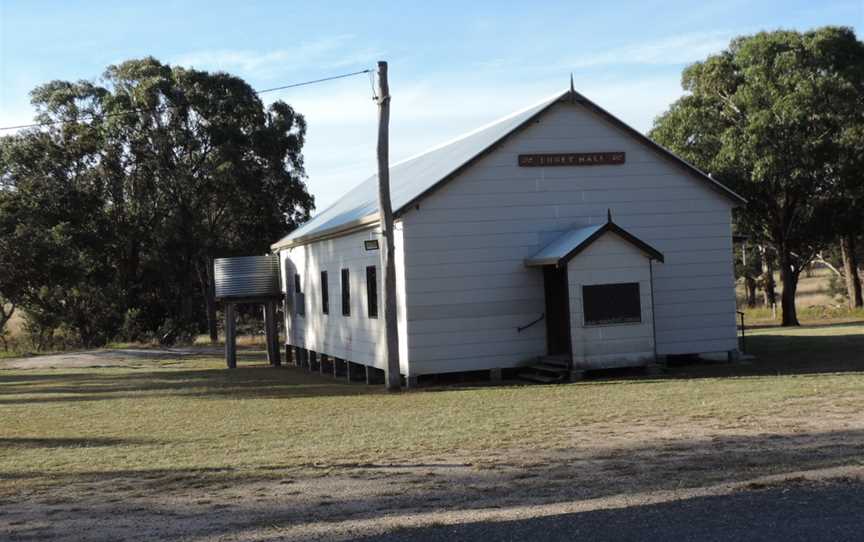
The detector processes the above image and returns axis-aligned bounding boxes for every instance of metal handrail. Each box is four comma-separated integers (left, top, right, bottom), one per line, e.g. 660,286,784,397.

736,310,746,354
517,313,545,333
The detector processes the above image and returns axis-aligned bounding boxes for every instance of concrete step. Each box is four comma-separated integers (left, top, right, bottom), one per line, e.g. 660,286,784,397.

517,356,570,383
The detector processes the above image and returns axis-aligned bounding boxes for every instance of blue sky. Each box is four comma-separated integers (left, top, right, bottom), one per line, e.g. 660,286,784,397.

1,0,861,210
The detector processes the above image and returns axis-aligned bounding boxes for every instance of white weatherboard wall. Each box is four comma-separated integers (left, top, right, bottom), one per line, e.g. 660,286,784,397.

280,225,409,372
567,233,655,368
400,100,737,375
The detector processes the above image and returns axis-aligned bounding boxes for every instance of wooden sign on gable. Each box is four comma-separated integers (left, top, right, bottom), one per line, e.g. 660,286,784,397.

518,152,626,167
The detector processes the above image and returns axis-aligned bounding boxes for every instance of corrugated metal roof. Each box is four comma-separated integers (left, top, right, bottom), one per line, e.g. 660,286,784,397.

272,88,745,250
272,91,567,248
525,224,606,267
214,255,281,299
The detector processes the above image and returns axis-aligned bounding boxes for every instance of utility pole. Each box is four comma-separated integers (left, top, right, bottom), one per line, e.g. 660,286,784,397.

376,61,401,391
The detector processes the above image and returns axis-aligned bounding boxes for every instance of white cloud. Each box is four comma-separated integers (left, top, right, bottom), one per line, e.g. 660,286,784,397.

171,35,382,76
567,31,734,68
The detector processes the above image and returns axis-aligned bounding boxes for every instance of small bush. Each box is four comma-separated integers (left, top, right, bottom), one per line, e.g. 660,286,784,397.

156,318,200,346
827,273,848,302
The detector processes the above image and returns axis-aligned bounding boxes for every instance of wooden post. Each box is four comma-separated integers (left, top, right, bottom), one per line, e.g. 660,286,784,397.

376,60,401,392
225,303,237,369
263,304,272,365
265,301,280,366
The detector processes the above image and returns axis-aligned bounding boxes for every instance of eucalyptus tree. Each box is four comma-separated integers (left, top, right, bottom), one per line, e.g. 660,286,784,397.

651,27,864,325
0,58,313,346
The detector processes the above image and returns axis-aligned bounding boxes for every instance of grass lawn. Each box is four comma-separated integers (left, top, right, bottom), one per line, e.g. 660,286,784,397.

2,323,864,540
3,323,864,497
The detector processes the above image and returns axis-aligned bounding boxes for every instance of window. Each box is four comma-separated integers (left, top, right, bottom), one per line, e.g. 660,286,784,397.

582,283,641,326
294,273,304,317
366,265,378,318
341,268,350,316
321,271,329,314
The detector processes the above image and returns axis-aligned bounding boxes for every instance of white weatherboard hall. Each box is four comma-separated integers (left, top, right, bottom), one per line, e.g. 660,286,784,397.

271,87,745,385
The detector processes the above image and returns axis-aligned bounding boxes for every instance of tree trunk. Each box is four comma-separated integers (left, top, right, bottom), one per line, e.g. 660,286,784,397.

840,235,863,309
761,246,776,307
779,249,800,326
196,257,219,343
745,275,757,307
206,256,218,342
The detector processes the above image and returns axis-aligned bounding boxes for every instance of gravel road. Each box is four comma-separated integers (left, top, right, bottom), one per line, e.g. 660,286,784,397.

360,479,864,542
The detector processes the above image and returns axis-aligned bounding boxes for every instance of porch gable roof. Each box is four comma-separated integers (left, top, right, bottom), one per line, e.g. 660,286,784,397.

525,219,664,267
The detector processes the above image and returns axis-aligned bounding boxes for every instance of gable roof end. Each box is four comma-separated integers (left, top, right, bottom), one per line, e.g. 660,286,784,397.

525,219,664,267
272,88,745,251
569,89,746,206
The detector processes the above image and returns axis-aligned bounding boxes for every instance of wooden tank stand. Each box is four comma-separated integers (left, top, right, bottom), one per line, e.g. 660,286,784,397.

222,295,283,369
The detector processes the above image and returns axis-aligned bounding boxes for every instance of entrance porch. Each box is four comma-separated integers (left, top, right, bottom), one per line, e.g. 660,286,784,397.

521,216,665,381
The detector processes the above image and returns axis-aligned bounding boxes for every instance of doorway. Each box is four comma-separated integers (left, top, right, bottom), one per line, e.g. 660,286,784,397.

543,265,571,355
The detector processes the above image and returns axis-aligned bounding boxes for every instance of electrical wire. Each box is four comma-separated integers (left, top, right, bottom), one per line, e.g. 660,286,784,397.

0,68,373,131
255,69,371,94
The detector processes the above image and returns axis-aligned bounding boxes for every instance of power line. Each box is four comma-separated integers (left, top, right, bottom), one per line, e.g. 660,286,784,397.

255,68,371,94
0,68,373,132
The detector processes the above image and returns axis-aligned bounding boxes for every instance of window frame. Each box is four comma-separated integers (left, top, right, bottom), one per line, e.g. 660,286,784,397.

581,282,642,327
366,265,378,319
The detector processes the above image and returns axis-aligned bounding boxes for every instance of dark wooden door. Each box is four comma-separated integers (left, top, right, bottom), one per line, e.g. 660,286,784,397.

543,266,571,355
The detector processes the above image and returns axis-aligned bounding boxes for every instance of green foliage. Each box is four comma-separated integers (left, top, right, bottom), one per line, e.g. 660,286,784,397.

0,58,313,348
651,26,864,325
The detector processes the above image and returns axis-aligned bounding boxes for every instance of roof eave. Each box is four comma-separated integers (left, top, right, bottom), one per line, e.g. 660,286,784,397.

524,257,559,267
270,213,380,252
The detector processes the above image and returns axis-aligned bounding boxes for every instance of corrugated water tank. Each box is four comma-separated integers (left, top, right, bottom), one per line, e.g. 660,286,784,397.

214,255,281,299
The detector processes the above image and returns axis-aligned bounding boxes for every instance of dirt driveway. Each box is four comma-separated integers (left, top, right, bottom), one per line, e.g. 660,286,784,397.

1,347,218,369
